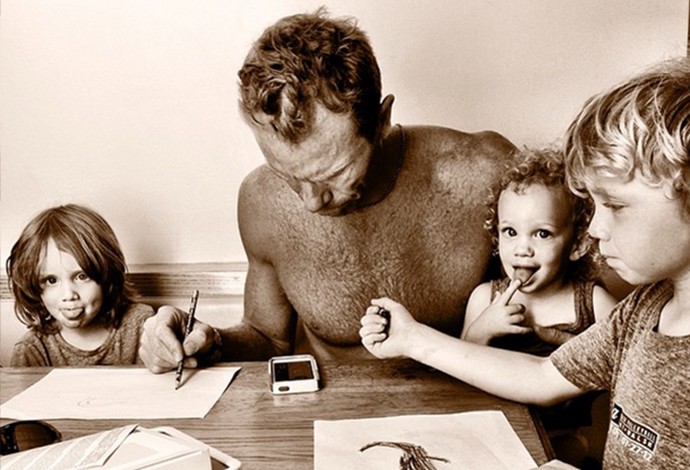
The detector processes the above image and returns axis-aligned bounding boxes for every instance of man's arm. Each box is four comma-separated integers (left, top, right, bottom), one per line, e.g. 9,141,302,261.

139,248,296,372
140,168,298,372
222,166,298,360
214,254,295,360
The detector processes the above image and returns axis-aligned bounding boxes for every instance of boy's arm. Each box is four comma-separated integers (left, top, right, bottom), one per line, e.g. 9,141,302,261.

363,292,584,407
405,320,583,406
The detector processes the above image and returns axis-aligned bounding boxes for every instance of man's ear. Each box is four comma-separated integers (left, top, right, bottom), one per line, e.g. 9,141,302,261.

569,235,593,262
377,94,395,133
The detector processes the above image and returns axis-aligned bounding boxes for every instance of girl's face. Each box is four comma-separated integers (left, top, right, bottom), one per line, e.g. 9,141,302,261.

39,238,104,330
586,173,690,285
497,184,578,293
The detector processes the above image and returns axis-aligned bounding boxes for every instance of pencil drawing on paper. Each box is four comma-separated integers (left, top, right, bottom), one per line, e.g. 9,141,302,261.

77,397,119,408
360,441,450,469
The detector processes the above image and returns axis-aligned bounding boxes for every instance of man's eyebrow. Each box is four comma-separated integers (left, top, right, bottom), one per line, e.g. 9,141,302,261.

304,162,349,184
320,164,348,181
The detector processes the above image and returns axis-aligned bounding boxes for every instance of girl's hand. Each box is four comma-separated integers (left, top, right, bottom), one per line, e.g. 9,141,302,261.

463,279,531,344
359,297,418,359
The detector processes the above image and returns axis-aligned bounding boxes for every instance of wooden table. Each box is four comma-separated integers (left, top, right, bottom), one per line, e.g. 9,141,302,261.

1,359,553,469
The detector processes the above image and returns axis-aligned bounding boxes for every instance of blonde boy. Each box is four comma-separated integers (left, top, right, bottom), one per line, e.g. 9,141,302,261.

360,58,690,469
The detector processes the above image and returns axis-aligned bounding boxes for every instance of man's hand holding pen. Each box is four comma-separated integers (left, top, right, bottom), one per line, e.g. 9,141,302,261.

139,301,219,375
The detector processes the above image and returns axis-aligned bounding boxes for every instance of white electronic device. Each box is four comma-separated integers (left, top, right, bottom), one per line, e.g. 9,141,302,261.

268,354,320,394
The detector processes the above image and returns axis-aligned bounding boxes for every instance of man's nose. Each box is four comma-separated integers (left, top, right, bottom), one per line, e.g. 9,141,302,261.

300,182,332,213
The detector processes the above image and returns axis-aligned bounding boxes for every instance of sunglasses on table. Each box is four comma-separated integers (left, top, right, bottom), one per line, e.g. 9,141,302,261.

0,420,62,455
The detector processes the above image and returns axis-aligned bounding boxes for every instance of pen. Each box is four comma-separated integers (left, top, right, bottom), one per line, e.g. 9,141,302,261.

174,289,200,390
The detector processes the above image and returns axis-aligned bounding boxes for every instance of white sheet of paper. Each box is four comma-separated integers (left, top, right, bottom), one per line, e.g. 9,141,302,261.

314,410,537,470
0,367,240,420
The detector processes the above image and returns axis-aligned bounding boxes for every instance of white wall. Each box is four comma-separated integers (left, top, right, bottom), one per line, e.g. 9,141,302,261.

1,0,687,267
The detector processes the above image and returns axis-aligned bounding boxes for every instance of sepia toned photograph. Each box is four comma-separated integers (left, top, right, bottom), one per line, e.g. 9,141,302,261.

1,1,688,468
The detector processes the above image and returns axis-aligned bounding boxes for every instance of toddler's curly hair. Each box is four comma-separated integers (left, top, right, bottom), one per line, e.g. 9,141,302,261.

485,147,599,282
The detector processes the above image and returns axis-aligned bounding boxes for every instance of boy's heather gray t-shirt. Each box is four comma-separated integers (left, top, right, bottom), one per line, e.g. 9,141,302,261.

11,303,154,366
551,281,690,469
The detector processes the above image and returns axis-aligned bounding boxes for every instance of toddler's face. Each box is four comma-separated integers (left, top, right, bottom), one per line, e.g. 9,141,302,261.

586,173,690,285
497,183,577,293
38,238,104,330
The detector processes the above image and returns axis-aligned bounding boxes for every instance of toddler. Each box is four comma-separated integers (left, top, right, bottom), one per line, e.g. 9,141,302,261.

461,148,618,468
7,204,154,366
462,148,617,354
360,58,690,469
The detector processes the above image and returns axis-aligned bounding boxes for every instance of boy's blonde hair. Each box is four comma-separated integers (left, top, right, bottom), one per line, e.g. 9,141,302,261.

564,58,690,217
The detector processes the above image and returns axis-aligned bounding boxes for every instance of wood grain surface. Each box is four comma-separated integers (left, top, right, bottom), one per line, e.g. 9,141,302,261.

0,359,552,469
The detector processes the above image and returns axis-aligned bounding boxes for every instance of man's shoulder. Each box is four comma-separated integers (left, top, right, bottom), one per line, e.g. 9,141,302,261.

403,125,516,194
405,125,516,161
239,164,274,193
238,164,295,206
236,165,298,257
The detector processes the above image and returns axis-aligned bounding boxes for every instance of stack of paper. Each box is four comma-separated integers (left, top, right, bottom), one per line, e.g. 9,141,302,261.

0,425,241,470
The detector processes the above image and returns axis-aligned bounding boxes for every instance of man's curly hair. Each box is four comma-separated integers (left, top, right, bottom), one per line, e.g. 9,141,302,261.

237,8,382,144
484,148,600,282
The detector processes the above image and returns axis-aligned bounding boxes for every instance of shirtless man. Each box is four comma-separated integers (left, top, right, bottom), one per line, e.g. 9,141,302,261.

139,9,516,371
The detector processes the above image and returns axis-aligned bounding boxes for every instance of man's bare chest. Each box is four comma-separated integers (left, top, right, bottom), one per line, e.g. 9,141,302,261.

269,203,492,343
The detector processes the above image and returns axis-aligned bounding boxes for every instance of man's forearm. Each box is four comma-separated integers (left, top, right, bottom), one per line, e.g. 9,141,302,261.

214,322,289,361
